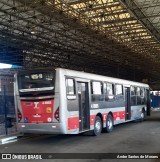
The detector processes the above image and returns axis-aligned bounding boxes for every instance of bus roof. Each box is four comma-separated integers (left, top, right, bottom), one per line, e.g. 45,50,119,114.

16,67,149,88
58,68,149,88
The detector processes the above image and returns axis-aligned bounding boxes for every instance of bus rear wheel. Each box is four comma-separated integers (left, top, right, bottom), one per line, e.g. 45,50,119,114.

104,114,113,133
92,116,102,136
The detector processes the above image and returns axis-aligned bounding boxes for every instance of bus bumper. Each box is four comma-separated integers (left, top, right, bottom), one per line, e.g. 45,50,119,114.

17,123,65,134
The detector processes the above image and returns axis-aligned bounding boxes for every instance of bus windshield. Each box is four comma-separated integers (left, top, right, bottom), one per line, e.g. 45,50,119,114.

18,71,55,92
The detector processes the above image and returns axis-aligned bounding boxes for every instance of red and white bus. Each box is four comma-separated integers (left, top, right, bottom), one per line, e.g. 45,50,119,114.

14,68,151,136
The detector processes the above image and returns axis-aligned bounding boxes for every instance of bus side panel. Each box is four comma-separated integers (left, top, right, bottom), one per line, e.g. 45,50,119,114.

89,92,126,129
14,74,23,122
89,107,126,130
58,69,69,134
130,105,146,120
14,74,19,124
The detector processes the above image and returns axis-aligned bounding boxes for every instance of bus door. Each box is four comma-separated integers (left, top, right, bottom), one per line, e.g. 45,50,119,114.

77,82,90,132
125,87,131,120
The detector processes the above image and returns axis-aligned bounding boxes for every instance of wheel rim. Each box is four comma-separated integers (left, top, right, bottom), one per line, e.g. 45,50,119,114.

107,118,113,129
95,121,101,132
141,112,144,119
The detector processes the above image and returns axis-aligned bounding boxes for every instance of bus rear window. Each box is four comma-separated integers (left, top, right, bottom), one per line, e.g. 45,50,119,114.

18,71,55,91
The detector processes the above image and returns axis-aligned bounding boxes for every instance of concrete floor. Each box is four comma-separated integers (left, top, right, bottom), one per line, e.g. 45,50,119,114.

0,111,160,162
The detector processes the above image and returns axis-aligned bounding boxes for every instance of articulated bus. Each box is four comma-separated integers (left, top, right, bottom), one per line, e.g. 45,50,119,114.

14,68,151,136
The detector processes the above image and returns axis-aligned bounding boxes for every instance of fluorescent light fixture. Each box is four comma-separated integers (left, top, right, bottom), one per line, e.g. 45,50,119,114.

31,31,35,34
0,63,12,69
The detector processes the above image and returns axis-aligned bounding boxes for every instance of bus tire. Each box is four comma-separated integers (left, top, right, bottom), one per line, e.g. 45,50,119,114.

140,109,145,122
92,116,102,136
105,114,113,133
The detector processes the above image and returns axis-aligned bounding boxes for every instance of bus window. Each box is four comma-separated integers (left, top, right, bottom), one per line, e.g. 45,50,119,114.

115,84,124,100
107,83,114,97
131,86,136,106
66,78,75,96
131,86,136,95
115,84,123,95
140,88,144,96
91,81,104,102
91,81,102,95
103,83,114,101
141,88,145,104
18,71,55,95
104,82,107,94
136,87,141,96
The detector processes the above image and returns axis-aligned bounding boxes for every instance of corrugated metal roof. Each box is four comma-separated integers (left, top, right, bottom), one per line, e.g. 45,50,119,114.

0,0,159,88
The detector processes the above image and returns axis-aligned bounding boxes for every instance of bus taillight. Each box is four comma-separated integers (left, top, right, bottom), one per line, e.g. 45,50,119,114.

54,107,59,121
18,109,22,122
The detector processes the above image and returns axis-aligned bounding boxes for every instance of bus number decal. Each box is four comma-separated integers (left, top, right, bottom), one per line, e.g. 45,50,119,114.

91,104,99,109
42,101,52,104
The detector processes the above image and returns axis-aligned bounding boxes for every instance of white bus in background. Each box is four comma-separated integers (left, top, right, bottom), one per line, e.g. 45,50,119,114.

14,68,151,136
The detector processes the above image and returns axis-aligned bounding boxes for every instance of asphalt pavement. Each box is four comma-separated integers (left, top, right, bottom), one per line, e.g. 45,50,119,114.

0,111,160,162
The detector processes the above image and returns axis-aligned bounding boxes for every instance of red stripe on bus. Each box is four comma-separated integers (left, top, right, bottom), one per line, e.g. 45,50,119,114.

102,113,108,123
68,117,79,130
68,111,125,129
113,111,125,120
90,115,96,125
